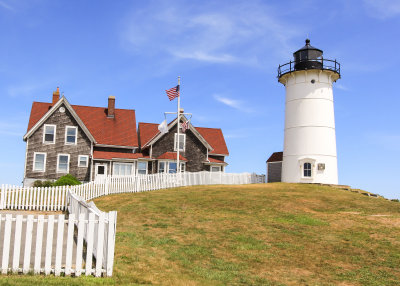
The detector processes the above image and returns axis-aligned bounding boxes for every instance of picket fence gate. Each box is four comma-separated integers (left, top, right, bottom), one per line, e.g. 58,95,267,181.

0,211,116,277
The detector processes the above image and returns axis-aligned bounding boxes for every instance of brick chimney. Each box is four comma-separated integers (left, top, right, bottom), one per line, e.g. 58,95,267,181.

52,87,60,105
107,95,115,118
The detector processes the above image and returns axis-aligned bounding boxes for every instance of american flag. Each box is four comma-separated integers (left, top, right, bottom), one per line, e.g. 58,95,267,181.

165,85,180,101
181,120,189,132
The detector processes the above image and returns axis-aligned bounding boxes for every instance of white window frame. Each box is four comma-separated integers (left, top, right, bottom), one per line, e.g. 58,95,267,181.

57,154,70,173
158,161,166,173
174,133,186,151
33,152,46,172
78,155,89,168
65,126,78,145
113,162,134,176
158,160,186,173
137,161,148,175
211,165,221,172
43,124,56,144
303,162,312,177
299,158,315,179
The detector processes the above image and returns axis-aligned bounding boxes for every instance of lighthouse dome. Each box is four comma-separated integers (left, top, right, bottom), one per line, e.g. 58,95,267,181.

293,39,323,70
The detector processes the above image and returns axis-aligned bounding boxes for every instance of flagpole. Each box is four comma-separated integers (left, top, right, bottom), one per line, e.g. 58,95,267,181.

177,76,181,174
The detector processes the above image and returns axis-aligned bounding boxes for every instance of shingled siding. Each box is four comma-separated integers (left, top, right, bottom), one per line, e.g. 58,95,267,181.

151,125,208,172
25,103,91,182
267,161,282,183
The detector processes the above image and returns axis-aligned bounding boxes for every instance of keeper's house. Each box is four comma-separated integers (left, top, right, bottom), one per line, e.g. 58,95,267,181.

23,88,229,186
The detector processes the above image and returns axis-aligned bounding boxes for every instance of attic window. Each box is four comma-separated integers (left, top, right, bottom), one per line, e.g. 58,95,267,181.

65,126,77,145
174,133,186,151
43,124,56,144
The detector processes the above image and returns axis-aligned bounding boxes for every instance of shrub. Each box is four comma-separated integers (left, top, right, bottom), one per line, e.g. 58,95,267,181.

33,180,43,187
42,180,54,187
53,174,81,186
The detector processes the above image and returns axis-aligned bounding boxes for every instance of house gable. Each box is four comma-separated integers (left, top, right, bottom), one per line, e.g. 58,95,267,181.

25,101,92,181
24,97,96,143
140,117,213,151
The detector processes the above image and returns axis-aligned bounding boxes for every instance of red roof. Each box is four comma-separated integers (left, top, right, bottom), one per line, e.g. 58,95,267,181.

156,152,188,161
138,123,159,148
207,157,226,164
138,122,229,155
93,151,144,160
196,127,229,155
27,101,138,147
267,152,283,162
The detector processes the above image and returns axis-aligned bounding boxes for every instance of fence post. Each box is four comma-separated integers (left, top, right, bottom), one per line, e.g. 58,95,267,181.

106,211,117,276
0,184,4,210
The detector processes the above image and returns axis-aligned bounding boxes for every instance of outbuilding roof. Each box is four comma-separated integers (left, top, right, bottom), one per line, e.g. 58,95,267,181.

27,101,138,147
267,151,283,163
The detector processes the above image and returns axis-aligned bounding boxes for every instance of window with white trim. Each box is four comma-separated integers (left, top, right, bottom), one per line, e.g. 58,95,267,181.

174,133,186,151
78,155,89,168
158,161,186,173
158,161,166,173
168,162,177,173
43,124,56,144
33,152,46,172
57,154,70,173
211,166,221,172
137,161,147,175
65,126,77,145
303,162,312,177
113,163,133,176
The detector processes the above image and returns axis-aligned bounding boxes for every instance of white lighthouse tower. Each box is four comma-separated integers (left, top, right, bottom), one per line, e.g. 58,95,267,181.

278,39,341,184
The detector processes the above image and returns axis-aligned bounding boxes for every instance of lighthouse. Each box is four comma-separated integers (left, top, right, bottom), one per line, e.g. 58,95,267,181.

277,39,341,184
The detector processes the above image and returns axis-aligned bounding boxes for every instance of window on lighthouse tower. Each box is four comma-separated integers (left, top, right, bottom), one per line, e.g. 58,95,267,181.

303,163,312,177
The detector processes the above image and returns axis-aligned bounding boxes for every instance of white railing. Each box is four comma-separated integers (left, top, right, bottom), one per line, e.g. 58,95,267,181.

67,190,116,276
0,212,114,277
0,184,68,211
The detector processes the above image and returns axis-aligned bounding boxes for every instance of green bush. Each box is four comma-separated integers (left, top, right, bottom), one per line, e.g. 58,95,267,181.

53,174,81,186
42,180,53,187
33,180,43,187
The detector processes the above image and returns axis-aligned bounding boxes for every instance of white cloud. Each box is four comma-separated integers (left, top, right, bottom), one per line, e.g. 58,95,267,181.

120,0,302,65
213,94,253,113
0,1,14,11
334,84,349,91
363,0,400,19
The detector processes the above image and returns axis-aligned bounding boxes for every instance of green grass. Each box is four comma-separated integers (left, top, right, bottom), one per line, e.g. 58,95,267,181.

1,183,400,285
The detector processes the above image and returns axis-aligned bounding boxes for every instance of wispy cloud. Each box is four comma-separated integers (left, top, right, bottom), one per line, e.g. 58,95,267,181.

0,1,14,11
6,80,57,98
334,83,349,91
120,1,302,65
363,0,400,19
0,121,25,137
213,94,253,113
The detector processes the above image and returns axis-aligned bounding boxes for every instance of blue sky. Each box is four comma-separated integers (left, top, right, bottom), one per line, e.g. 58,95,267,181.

0,0,399,199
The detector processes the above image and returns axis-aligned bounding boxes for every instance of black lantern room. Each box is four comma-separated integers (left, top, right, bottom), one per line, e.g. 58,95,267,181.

293,39,323,70
277,39,340,80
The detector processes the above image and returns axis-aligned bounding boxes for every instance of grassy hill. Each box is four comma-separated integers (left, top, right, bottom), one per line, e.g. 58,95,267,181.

2,183,400,285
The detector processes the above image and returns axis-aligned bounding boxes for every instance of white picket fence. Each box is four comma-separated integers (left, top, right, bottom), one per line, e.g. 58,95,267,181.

0,171,261,277
0,212,115,276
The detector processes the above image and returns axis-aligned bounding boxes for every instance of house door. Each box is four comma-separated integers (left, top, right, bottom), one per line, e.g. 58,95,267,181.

95,163,108,180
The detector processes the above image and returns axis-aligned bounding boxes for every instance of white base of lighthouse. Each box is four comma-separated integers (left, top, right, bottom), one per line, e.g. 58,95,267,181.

279,69,339,185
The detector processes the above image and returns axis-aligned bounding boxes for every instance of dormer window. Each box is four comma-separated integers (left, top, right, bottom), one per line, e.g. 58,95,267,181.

43,124,56,144
65,126,77,145
174,133,186,151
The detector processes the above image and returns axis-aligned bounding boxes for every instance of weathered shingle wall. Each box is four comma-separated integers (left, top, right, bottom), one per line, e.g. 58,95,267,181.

25,103,91,182
151,124,208,172
267,161,282,183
